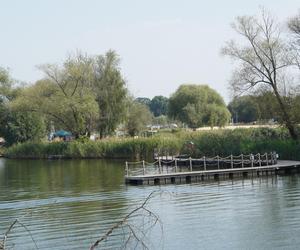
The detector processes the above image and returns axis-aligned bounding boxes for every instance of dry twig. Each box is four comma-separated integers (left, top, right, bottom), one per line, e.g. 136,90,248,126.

0,219,38,250
90,191,162,250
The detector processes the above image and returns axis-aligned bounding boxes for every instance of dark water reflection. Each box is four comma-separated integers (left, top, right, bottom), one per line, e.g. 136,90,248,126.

1,158,300,249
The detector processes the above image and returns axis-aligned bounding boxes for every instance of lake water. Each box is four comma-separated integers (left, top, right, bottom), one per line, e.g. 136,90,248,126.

1,158,300,249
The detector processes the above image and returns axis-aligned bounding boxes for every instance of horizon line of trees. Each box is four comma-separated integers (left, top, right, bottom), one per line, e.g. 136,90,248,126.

1,8,300,145
0,54,232,145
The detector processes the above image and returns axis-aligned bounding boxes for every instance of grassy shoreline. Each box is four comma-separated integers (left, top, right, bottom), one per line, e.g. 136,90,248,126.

3,127,300,161
4,136,182,160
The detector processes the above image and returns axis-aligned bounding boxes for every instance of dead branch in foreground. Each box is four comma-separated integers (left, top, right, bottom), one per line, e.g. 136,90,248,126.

90,191,162,250
0,219,38,250
0,219,17,250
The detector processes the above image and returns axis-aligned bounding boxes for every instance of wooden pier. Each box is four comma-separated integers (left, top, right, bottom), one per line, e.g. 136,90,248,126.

124,153,300,185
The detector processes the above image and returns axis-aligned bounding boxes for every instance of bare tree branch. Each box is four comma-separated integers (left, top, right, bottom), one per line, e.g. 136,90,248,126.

1,219,38,250
222,9,298,139
90,191,162,250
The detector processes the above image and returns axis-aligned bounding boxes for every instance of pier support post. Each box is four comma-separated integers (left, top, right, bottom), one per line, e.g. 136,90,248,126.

165,178,171,184
148,179,154,185
251,154,254,168
217,155,220,170
189,157,193,172
175,177,181,184
142,160,145,175
175,159,178,172
270,152,273,165
258,153,261,167
203,156,206,171
159,157,162,174
241,154,244,168
266,153,268,166
231,155,233,169
125,161,129,176
191,176,196,182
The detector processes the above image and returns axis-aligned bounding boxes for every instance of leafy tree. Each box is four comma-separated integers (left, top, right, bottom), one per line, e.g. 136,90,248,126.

149,96,168,117
206,104,231,128
222,9,298,139
228,92,299,124
0,68,46,145
135,97,151,108
0,67,12,100
0,67,21,101
254,91,279,121
0,107,46,145
168,84,230,128
228,95,259,123
13,54,99,138
11,51,128,139
291,95,300,123
93,50,128,138
126,101,152,136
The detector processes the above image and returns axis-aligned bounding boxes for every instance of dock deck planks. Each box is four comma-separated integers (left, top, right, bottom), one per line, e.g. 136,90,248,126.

125,160,300,185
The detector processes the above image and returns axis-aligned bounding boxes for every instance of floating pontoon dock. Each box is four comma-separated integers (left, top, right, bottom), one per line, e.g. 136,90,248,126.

125,153,300,185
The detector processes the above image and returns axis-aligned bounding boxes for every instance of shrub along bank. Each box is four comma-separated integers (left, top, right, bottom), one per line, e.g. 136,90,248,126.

4,127,300,160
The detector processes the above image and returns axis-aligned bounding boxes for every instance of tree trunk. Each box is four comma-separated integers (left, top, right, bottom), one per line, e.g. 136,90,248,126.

273,87,298,140
86,130,91,138
99,129,104,139
74,133,80,139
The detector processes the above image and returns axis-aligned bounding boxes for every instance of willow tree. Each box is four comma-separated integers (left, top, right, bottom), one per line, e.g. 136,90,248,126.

13,54,99,138
12,51,128,138
0,68,46,145
222,10,298,139
126,101,152,137
92,50,128,138
168,84,230,128
228,95,259,123
150,96,168,117
0,67,13,101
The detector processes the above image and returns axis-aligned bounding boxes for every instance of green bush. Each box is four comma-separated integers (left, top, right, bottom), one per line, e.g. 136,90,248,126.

178,127,300,160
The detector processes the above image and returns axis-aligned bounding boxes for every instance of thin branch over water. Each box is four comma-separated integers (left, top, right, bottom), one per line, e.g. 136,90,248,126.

90,191,162,250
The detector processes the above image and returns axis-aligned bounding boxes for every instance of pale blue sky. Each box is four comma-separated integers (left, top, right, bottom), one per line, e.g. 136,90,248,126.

1,0,299,102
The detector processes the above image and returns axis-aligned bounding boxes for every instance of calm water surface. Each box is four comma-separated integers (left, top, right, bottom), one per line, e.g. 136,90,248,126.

1,158,300,249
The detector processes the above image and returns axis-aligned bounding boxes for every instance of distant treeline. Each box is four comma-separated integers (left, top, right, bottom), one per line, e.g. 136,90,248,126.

1,9,300,146
1,57,233,146
227,93,300,124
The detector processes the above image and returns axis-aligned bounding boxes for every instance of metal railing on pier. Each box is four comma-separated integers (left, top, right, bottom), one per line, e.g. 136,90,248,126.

125,152,278,177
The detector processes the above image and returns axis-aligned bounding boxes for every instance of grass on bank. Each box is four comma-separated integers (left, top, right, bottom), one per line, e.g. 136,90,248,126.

3,127,300,160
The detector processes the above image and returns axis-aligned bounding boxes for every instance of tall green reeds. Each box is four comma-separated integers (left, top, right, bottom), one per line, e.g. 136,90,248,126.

4,127,300,160
4,136,183,160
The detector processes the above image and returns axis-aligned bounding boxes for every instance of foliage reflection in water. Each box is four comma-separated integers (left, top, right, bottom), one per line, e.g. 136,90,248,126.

1,159,300,249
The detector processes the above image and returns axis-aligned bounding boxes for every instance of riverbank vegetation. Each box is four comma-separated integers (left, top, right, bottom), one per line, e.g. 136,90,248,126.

4,127,300,160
